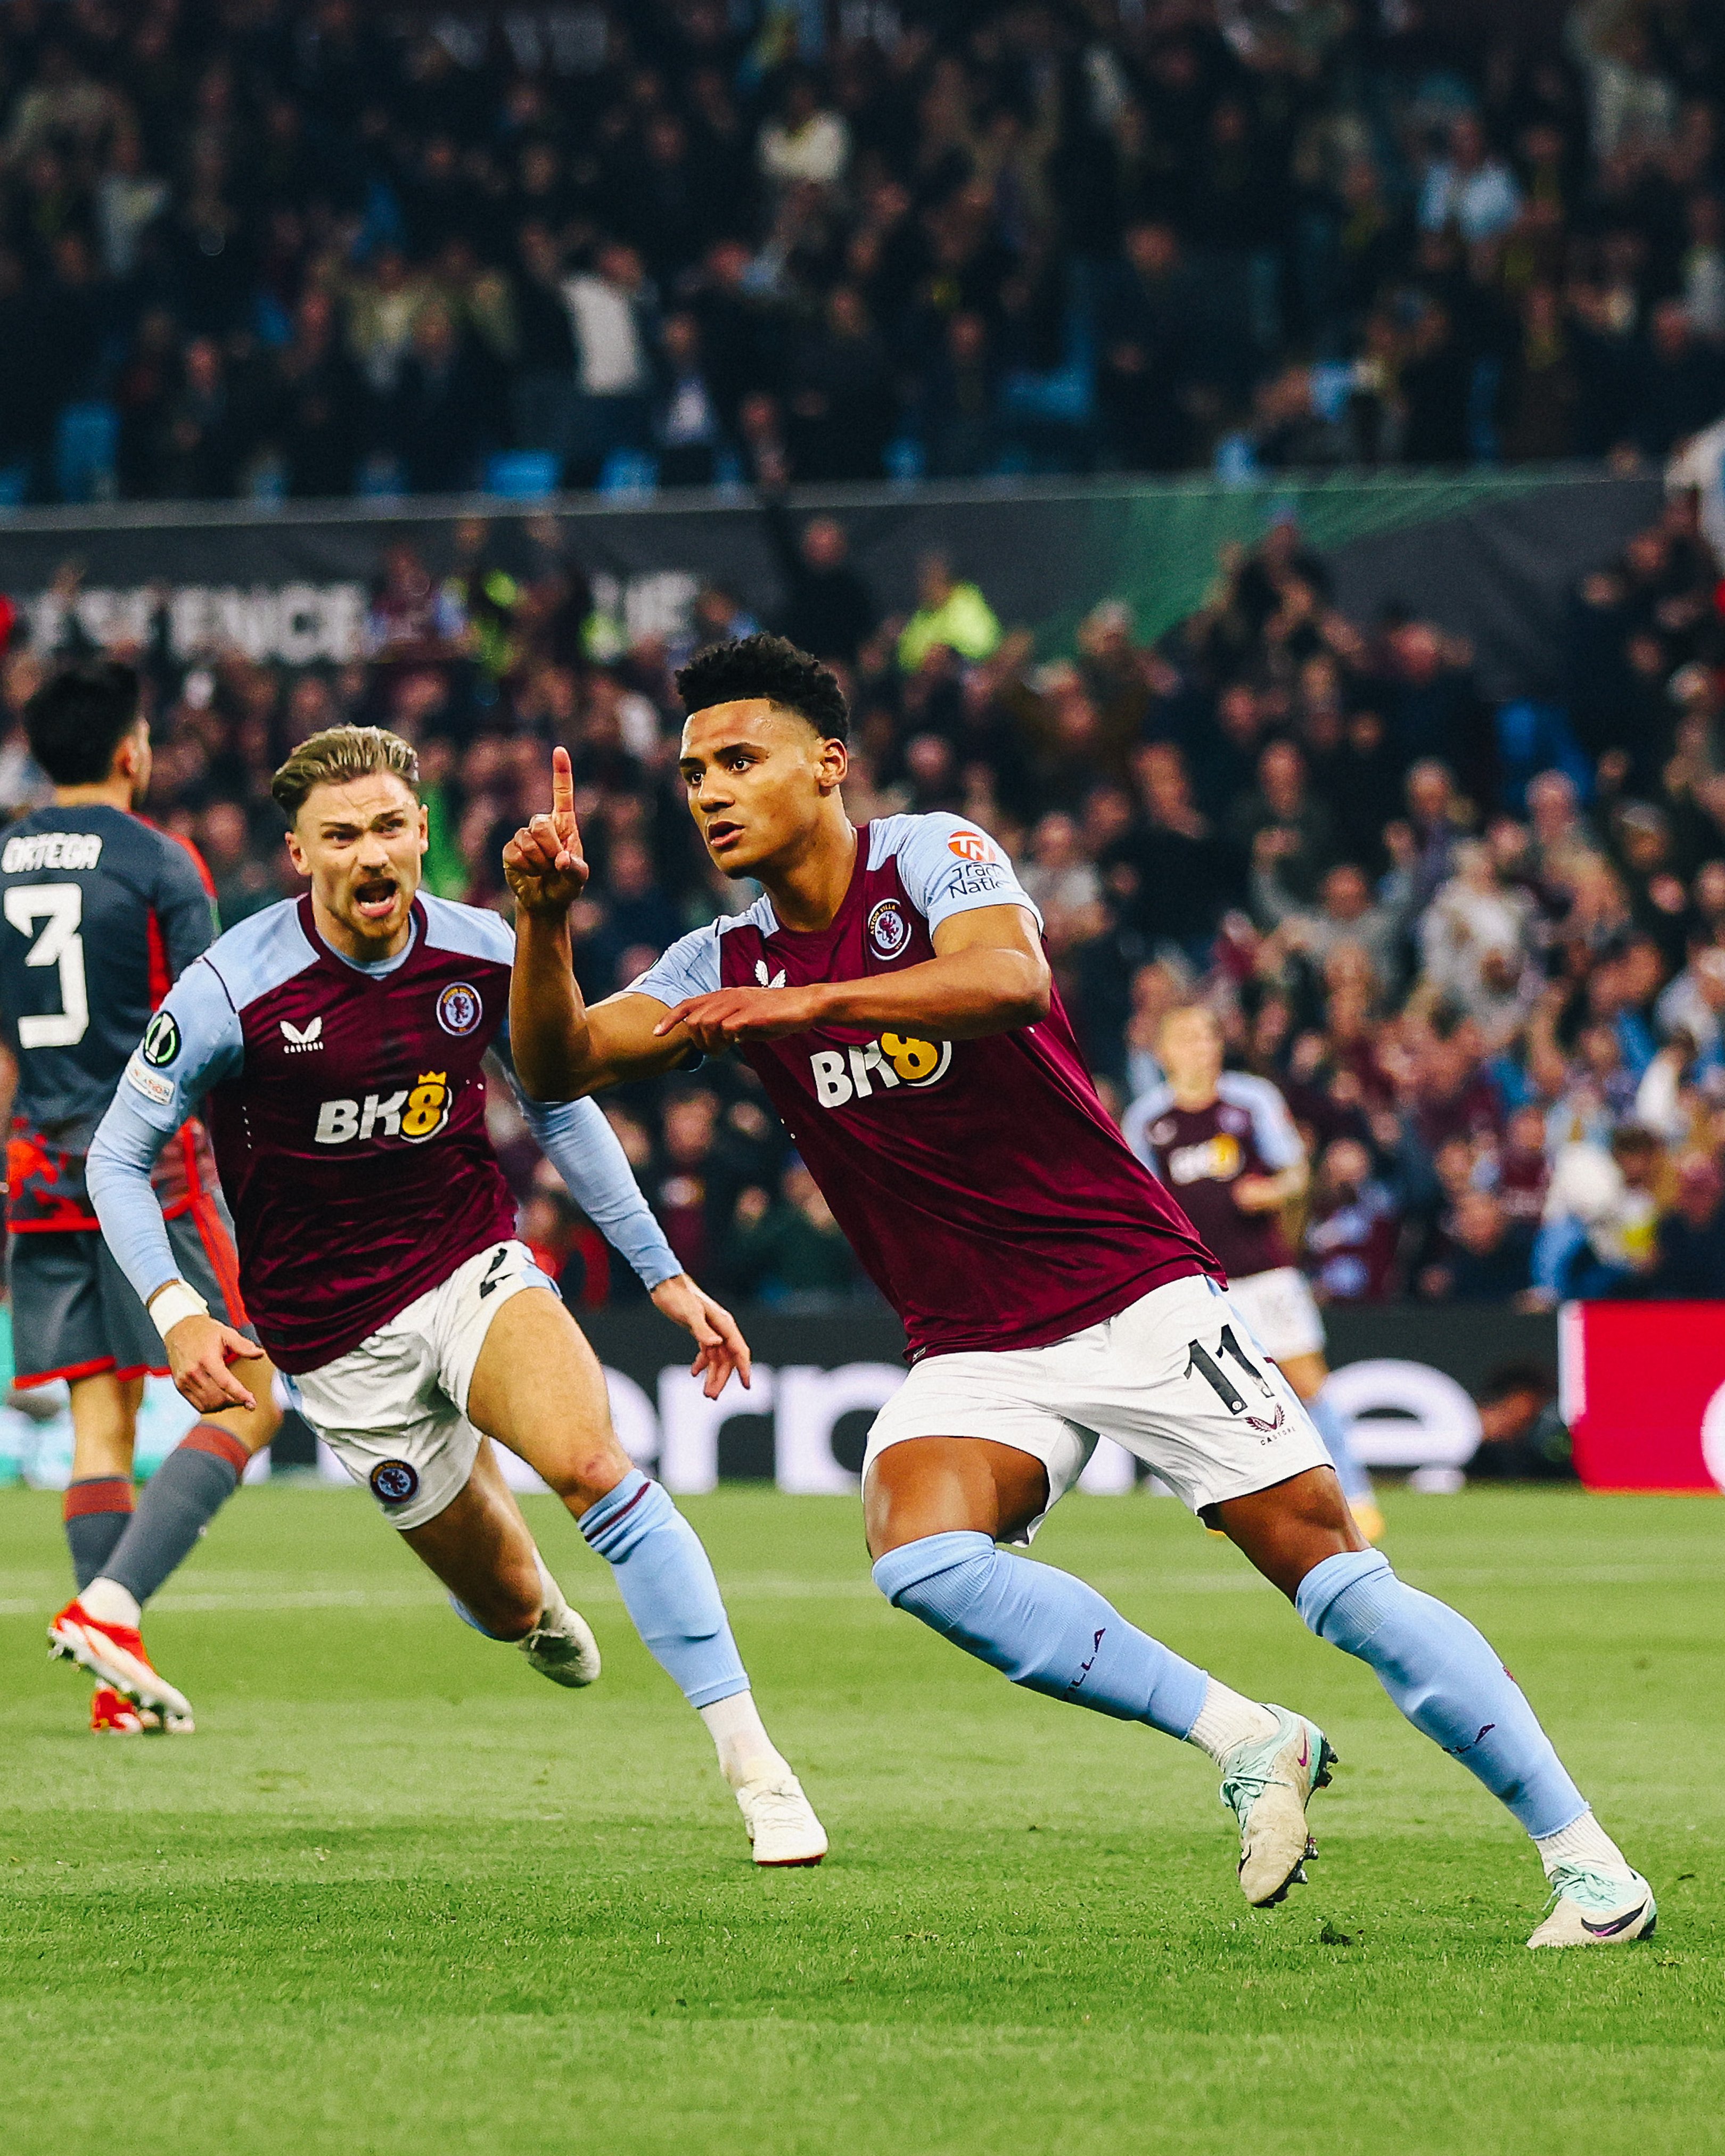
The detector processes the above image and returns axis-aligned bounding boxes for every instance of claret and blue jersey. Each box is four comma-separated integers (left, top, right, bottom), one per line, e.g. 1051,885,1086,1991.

89,889,680,1374
630,811,1218,1361
1122,1073,1308,1283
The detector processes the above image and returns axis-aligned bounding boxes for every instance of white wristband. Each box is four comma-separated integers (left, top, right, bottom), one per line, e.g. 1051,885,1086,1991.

148,1280,210,1337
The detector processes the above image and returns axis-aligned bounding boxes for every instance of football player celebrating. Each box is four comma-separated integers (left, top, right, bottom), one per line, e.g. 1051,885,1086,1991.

504,634,1651,1947
1,661,280,1735
1124,1003,1383,1542
88,724,825,1865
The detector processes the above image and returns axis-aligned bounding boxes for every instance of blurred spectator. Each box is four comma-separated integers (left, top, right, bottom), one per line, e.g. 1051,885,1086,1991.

1532,1124,1665,1302
726,1162,862,1306
1420,1190,1534,1302
764,505,880,667
1652,1151,1725,1295
757,73,849,198
1418,116,1522,244
897,554,1001,671
1464,1364,1576,1482
563,243,655,488
1304,1137,1401,1303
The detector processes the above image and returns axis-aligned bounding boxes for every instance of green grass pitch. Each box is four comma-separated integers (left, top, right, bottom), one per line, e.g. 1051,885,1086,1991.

3,1484,1721,2155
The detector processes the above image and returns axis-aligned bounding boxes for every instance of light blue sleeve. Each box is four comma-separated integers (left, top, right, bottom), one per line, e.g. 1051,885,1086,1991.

1120,1084,1173,1173
88,959,245,1306
885,812,1044,935
625,924,722,1007
489,1034,681,1290
1224,1075,1307,1173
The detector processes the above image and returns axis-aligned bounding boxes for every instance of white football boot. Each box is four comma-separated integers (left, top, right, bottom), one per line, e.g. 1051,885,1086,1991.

734,1770,828,1866
517,1558,601,1688
448,1558,602,1689
516,1598,602,1689
1218,1704,1336,1906
1527,1865,1657,1948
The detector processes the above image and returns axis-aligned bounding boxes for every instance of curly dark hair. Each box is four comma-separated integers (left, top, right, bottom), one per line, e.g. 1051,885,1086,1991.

675,632,849,743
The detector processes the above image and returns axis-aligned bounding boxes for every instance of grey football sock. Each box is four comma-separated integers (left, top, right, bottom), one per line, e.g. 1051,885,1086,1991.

101,1426,251,1606
63,1477,134,1592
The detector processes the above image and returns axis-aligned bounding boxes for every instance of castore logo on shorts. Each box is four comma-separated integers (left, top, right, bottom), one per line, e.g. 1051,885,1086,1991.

314,1071,454,1146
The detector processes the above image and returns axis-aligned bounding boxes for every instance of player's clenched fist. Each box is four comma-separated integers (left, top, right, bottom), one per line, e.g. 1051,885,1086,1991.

504,744,590,915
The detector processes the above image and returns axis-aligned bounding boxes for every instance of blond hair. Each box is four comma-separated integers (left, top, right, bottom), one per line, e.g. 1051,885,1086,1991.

271,725,420,820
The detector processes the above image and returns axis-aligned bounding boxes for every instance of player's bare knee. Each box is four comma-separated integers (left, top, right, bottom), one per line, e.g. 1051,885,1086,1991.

540,1439,635,1511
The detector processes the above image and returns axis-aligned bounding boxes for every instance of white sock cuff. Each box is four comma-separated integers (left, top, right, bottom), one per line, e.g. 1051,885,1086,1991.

80,1577,142,1628
698,1689,787,1787
1533,1808,1633,1880
1186,1680,1279,1763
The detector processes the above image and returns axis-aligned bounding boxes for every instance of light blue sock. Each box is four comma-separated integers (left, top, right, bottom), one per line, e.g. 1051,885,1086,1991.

579,1471,750,1709
1307,1388,1375,1506
873,1529,1210,1738
1297,1549,1586,1837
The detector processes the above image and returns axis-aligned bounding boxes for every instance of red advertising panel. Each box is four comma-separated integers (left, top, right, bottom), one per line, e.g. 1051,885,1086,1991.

1560,1303,1725,1494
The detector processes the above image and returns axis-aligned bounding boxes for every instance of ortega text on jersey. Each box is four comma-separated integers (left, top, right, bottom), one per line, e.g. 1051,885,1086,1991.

0,804,218,1233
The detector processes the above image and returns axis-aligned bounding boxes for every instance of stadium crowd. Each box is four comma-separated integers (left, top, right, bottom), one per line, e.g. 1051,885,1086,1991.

9,476,1725,1311
5,1,1725,502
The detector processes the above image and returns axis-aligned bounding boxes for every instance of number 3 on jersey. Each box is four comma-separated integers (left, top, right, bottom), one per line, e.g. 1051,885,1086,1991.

3,884,88,1047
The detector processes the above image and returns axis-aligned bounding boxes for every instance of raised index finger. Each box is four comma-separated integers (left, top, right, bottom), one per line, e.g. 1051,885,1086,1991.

551,743,575,820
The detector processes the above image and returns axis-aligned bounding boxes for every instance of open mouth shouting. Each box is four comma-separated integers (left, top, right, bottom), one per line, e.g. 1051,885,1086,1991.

352,874,400,925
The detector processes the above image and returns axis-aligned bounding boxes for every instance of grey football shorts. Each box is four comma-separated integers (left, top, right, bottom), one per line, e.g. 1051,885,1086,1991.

8,1198,252,1389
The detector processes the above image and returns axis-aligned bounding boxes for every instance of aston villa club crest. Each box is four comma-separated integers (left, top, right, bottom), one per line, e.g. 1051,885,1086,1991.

867,898,910,959
436,981,482,1036
369,1459,420,1505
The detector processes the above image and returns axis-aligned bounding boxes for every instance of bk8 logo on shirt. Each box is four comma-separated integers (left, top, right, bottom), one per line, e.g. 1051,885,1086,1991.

1167,1133,1242,1186
809,1032,952,1107
314,1071,453,1147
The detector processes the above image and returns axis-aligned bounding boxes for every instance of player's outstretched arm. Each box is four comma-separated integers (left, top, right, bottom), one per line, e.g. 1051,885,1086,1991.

504,747,693,1099
654,903,1052,1055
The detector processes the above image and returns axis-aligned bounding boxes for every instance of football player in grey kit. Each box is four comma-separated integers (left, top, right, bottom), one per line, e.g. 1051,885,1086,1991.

0,660,282,1735
504,632,1652,1946
87,723,825,1863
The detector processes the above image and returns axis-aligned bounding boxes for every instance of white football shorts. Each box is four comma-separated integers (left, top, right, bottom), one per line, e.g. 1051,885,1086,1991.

1222,1264,1326,1365
286,1239,555,1530
864,1271,1331,1542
